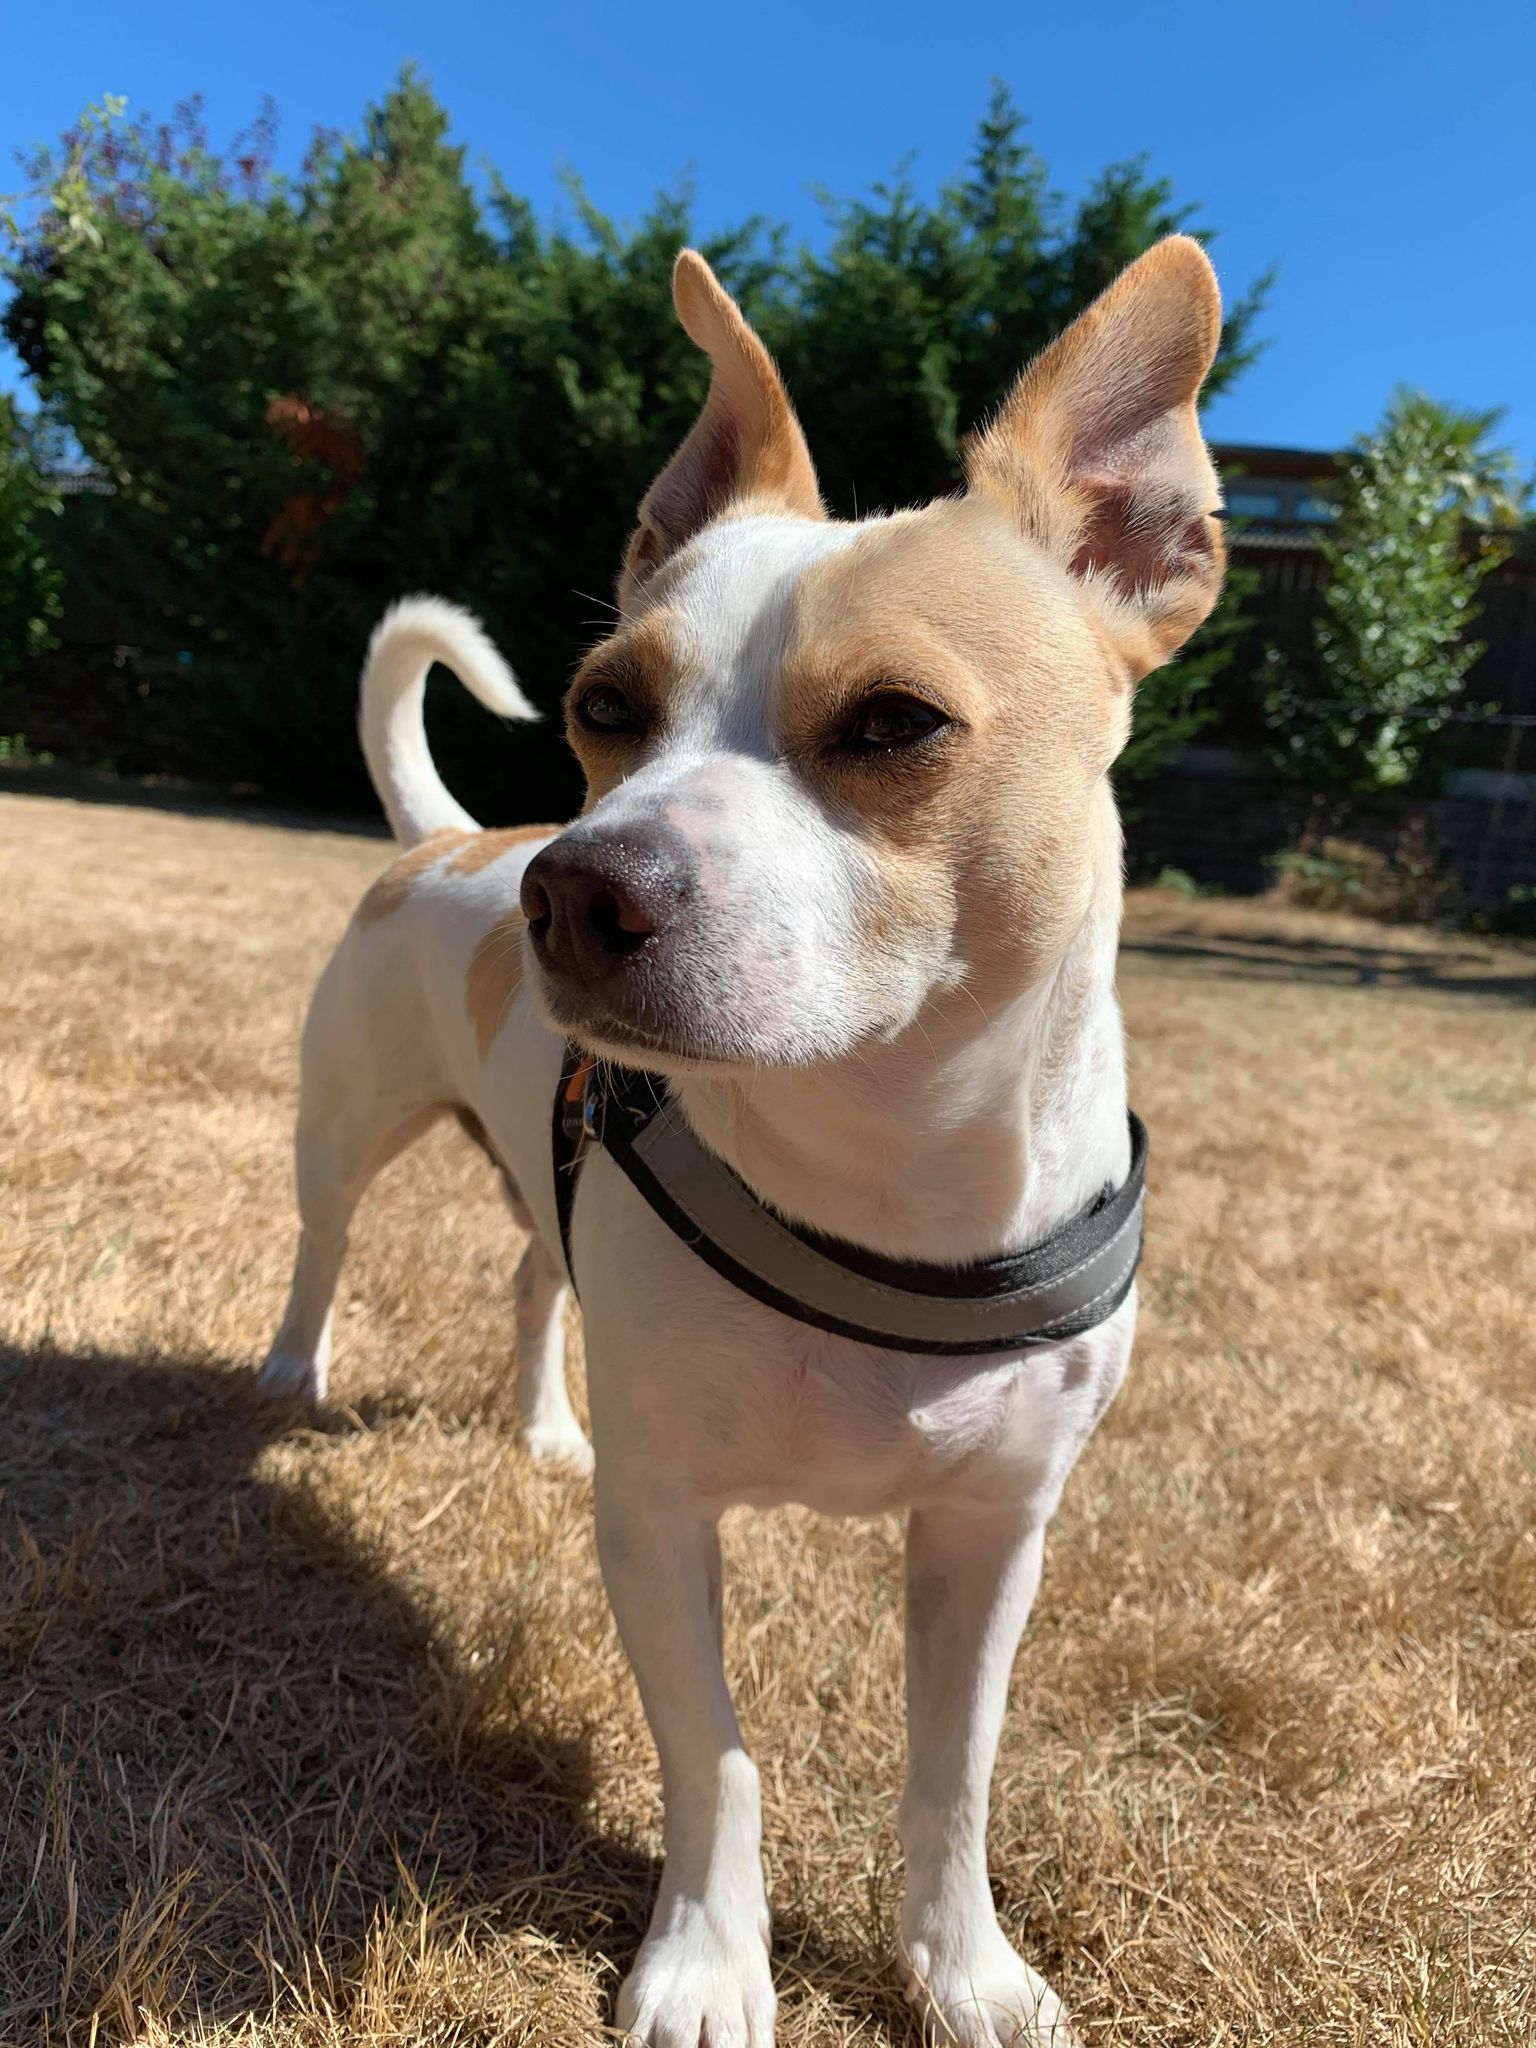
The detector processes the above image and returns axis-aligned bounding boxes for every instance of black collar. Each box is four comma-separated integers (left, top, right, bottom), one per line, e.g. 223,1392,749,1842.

552,1046,1146,1355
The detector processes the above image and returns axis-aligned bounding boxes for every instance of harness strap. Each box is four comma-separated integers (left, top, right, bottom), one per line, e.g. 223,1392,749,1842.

552,1042,594,1287
550,1043,1146,1353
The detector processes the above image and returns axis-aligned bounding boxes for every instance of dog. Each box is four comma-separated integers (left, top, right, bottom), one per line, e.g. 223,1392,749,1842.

258,236,1226,2045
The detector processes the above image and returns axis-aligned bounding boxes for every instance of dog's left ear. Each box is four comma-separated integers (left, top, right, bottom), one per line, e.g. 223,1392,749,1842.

964,235,1225,677
620,250,824,611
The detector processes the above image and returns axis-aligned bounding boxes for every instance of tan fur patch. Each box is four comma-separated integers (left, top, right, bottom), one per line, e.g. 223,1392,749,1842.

355,829,470,924
355,823,559,926
962,235,1224,674
444,822,560,878
465,914,528,1058
620,251,823,611
782,498,1124,1011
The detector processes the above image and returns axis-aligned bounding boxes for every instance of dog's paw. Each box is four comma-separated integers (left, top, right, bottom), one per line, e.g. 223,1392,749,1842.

517,1419,595,1477
902,1930,1079,2047
255,1347,326,1404
617,1906,775,2047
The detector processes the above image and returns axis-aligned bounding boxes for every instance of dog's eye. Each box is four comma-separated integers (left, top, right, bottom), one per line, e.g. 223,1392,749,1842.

576,682,643,735
841,692,950,754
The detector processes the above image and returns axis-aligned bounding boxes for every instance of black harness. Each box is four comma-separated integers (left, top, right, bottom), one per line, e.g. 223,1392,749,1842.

552,1044,1146,1355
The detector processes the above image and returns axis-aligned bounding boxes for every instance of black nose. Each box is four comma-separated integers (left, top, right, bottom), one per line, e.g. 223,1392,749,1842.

521,830,688,986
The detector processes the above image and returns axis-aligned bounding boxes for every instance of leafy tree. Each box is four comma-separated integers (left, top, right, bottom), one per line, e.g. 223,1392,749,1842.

768,85,1268,516
3,76,1268,812
0,396,62,692
764,89,1268,789
1263,392,1526,790
4,80,776,812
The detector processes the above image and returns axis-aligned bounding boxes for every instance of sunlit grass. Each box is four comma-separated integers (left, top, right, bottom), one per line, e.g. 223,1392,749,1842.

2,791,1532,2045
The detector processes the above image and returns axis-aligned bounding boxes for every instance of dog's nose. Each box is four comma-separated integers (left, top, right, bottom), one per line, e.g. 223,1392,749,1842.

521,831,688,984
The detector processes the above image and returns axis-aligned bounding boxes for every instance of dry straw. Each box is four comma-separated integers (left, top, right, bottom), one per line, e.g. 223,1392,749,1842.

2,793,1533,2045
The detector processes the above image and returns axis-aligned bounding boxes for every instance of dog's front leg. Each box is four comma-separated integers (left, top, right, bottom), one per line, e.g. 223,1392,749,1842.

899,1504,1080,2047
597,1478,775,2048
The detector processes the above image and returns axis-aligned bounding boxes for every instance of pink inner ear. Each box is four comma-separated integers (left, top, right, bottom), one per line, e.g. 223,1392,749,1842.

646,408,744,550
1070,473,1139,581
1069,466,1215,594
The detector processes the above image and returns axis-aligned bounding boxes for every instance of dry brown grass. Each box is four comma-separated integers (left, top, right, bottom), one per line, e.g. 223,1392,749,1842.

2,788,1534,2048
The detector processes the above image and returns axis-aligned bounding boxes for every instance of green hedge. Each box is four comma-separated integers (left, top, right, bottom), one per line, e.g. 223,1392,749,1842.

3,77,1266,819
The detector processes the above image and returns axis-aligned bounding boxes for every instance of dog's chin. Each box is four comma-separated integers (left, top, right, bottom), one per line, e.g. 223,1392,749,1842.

569,1021,728,1080
527,967,851,1080
547,1003,810,1080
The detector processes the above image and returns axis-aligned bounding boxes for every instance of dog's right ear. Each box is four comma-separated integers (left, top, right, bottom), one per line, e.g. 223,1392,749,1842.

620,251,823,611
964,235,1225,678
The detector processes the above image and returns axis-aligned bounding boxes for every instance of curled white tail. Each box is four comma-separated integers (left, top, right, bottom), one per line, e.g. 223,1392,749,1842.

359,596,537,846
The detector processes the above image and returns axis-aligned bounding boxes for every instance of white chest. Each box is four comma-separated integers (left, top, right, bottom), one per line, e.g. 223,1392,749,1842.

574,1153,1132,1520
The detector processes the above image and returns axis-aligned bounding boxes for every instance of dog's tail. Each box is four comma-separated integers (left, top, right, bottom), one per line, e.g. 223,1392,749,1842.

359,595,537,846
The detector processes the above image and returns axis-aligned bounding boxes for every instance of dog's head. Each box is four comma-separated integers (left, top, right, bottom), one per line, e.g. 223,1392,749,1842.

522,239,1225,1071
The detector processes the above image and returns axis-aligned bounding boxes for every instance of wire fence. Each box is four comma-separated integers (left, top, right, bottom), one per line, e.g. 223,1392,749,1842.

1302,700,1536,729
1271,699,1532,910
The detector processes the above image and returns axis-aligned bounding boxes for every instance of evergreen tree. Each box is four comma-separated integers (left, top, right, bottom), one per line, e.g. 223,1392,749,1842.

3,76,1267,812
0,397,61,693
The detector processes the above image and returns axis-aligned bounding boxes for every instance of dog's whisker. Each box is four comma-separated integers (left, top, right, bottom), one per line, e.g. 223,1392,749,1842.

952,977,995,1031
910,1016,942,1075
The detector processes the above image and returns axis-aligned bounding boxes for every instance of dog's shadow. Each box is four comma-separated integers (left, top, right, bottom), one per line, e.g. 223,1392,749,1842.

0,1341,904,2043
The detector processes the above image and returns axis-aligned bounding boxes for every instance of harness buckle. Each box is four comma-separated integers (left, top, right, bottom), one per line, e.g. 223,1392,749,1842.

559,1056,597,1149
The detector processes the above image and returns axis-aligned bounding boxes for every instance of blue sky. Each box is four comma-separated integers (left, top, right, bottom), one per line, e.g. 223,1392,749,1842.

4,0,1531,468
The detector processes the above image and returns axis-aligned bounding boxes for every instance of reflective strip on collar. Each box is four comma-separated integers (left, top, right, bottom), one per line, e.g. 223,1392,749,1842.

618,1108,1144,1353
554,1050,1148,1356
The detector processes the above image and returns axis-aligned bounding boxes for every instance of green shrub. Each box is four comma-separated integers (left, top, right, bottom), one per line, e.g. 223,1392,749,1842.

1268,823,1459,924
0,398,62,688
1478,884,1536,941
1263,393,1526,793
3,78,1268,816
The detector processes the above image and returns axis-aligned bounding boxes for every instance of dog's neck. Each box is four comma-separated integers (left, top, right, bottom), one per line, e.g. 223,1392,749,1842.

673,828,1129,1265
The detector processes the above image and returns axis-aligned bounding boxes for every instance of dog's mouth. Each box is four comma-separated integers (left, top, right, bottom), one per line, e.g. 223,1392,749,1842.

536,987,777,1078
525,936,833,1079
517,818,890,1075
564,1009,715,1073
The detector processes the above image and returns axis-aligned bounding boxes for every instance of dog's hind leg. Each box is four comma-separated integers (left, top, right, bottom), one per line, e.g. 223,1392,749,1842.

258,1094,444,1404
455,1111,589,1473
259,942,450,1407
510,1234,590,1474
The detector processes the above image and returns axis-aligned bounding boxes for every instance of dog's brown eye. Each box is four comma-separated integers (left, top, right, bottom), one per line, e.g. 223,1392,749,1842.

577,682,642,735
842,692,949,754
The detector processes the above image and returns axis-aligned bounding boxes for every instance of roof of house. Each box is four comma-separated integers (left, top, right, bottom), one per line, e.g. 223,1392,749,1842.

1211,443,1340,482
1229,524,1324,552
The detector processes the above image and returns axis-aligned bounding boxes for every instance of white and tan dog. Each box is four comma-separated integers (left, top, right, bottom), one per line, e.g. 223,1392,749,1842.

258,237,1226,2046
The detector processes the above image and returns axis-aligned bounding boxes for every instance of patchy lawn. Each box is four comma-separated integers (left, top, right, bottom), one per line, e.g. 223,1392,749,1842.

2,789,1533,2048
